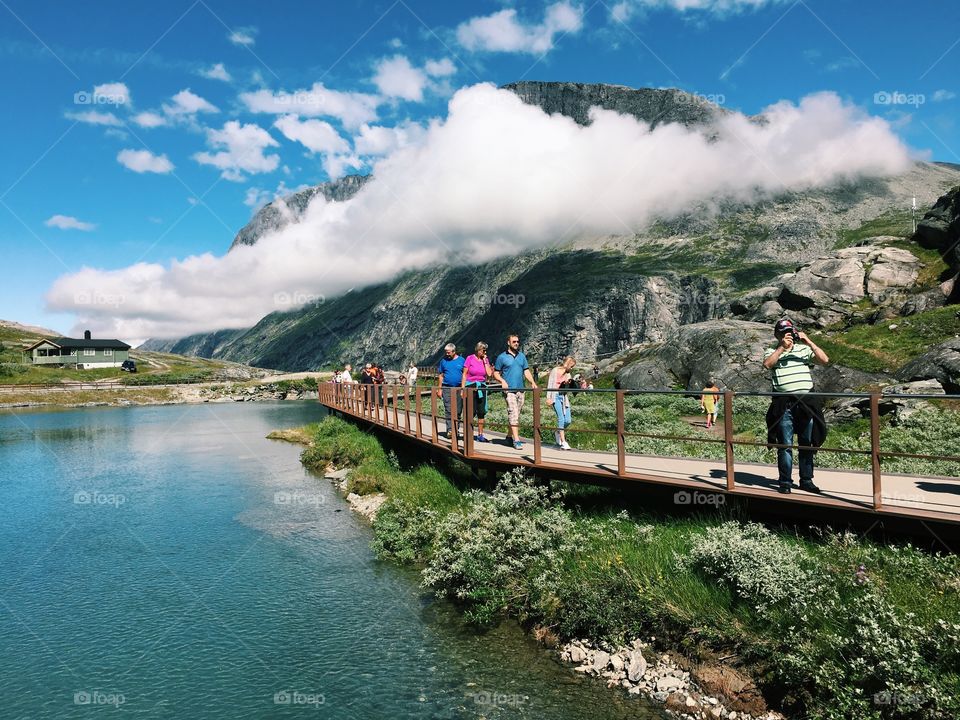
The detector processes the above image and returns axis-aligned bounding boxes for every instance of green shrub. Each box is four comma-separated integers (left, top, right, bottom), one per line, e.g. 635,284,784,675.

422,469,582,625
681,521,823,614
371,499,440,563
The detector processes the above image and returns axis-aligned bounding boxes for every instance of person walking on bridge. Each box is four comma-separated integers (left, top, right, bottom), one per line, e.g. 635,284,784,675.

436,343,465,440
461,341,494,443
547,356,576,450
492,333,538,450
762,318,829,495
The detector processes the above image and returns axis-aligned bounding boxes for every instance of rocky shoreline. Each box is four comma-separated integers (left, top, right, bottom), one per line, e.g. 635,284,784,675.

0,382,319,410
313,463,784,720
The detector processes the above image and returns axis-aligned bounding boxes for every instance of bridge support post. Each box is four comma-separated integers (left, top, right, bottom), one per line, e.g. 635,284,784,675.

616,391,626,477
724,390,735,491
533,387,542,465
464,388,474,458
870,392,882,510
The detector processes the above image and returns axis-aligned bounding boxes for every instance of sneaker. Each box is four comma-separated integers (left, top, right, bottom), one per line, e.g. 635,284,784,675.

777,483,793,495
560,441,572,451
513,440,523,450
799,481,822,494
554,431,561,445
475,434,488,443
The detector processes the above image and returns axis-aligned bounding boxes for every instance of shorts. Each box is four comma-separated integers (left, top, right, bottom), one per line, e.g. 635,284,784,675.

505,391,525,427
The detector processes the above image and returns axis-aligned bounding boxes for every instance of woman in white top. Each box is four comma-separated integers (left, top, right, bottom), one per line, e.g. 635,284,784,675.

547,356,576,450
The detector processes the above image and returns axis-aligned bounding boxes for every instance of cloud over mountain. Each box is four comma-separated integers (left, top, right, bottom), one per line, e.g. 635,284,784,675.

47,84,913,342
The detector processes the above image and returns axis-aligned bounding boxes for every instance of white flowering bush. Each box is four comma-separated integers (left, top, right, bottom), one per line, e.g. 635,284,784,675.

371,499,440,563
679,521,823,614
422,469,582,625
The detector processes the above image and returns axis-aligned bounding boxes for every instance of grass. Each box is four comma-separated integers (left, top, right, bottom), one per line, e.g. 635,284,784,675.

0,387,176,406
294,416,960,720
812,305,960,374
836,210,917,248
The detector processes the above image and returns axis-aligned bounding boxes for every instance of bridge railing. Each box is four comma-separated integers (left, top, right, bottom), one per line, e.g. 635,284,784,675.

319,382,960,513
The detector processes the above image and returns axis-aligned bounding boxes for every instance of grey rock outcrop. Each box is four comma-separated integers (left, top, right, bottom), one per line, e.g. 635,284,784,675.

896,338,960,392
732,242,934,328
502,81,729,129
229,174,372,250
616,320,772,391
915,185,960,270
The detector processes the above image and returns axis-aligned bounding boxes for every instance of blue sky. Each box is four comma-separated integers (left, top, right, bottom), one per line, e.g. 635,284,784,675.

1,0,958,336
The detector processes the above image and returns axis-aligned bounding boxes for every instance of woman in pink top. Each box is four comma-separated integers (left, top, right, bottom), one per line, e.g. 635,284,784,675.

460,341,494,442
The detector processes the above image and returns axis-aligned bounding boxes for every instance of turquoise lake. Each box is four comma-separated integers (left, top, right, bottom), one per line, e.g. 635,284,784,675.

0,401,663,719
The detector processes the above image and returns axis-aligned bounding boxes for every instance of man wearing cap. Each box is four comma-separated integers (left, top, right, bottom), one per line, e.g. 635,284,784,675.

762,318,830,494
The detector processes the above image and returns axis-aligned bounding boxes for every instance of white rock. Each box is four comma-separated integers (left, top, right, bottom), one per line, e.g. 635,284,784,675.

656,676,684,693
610,654,625,672
569,645,586,663
627,650,647,682
593,650,610,672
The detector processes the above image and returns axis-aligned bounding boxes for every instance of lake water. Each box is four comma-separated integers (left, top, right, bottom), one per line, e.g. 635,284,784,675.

0,401,663,719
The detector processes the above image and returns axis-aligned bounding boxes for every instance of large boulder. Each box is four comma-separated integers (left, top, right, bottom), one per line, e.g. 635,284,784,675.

895,338,960,392
614,349,677,389
614,320,774,392
915,185,960,269
731,242,925,328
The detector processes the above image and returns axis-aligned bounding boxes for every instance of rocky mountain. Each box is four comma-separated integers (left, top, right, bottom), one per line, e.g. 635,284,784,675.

229,174,372,250
140,81,960,380
502,81,732,128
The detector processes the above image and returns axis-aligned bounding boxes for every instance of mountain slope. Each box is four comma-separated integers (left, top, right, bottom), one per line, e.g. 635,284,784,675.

139,82,960,371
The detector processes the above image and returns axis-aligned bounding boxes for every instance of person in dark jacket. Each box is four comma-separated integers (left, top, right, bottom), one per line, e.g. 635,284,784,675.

762,318,830,494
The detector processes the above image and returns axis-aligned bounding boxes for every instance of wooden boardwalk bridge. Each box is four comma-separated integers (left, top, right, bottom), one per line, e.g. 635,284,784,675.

318,384,960,529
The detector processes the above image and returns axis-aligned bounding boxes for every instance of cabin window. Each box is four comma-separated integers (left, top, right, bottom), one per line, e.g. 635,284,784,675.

84,348,95,356
37,348,48,357
104,349,113,356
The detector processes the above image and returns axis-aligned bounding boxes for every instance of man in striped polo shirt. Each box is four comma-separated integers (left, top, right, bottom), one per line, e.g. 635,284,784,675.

762,318,830,494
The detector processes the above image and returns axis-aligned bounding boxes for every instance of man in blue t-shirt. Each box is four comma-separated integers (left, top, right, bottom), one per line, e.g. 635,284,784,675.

436,343,466,439
492,333,538,450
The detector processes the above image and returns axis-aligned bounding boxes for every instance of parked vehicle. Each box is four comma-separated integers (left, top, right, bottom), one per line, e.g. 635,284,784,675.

121,359,137,373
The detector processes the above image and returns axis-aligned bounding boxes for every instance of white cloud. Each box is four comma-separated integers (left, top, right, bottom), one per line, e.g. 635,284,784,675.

193,120,279,181
117,149,175,174
200,62,232,82
49,85,913,342
66,110,122,126
610,1,632,21
424,57,457,78
372,55,428,102
457,1,584,55
92,81,131,105
228,27,256,46
353,122,425,156
163,89,219,115
932,89,956,102
45,214,96,231
322,153,364,180
273,115,350,154
240,82,379,129
618,0,790,15
132,111,167,128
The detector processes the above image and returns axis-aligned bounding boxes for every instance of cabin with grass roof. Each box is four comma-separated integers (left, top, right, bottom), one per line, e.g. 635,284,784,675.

24,330,130,369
